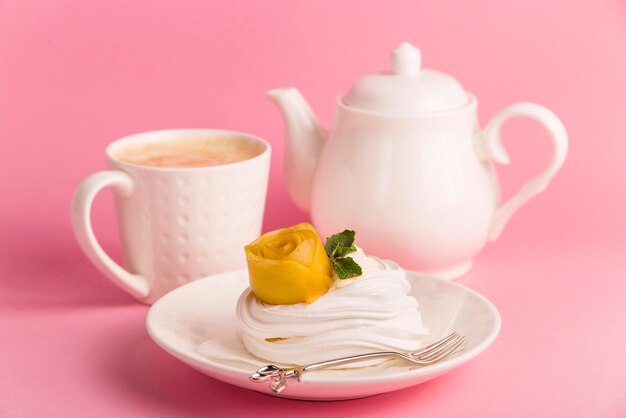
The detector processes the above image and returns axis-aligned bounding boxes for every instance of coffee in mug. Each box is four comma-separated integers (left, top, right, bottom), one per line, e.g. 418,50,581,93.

114,135,265,168
72,129,271,304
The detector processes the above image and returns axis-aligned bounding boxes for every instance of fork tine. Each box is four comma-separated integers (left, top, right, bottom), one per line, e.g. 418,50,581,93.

417,334,464,361
418,335,466,363
411,332,459,357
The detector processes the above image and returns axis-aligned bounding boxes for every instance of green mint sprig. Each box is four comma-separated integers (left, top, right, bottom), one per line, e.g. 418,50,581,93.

324,230,362,280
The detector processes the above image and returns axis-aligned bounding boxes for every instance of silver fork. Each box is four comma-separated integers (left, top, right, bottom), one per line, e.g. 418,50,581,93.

249,332,466,394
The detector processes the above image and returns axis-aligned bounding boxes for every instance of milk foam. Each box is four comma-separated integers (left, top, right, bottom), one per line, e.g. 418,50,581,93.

115,135,264,168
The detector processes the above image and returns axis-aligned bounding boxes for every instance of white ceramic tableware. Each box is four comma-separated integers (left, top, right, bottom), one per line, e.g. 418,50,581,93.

146,269,501,400
72,129,271,304
269,42,568,279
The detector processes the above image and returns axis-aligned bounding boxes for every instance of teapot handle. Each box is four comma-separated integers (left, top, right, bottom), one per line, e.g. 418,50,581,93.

476,103,568,242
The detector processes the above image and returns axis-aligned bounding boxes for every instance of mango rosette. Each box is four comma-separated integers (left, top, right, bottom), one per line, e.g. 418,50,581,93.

244,222,334,305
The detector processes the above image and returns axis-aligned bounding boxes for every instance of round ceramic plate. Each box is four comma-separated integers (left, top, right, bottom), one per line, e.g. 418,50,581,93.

146,269,500,400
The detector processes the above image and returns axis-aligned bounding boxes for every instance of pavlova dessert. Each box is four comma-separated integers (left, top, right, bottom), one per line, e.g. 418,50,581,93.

236,222,428,367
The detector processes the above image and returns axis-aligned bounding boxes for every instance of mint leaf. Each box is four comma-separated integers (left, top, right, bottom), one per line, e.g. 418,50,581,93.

332,257,362,280
324,230,356,259
333,242,357,258
325,230,363,280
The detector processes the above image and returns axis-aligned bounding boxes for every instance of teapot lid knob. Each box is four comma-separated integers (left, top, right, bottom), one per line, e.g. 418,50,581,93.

392,42,421,76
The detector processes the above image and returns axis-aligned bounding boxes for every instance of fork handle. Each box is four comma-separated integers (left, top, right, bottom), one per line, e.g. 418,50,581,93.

249,352,404,394
302,351,400,372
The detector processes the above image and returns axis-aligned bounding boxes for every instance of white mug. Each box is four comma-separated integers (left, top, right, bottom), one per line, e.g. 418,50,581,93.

72,129,271,304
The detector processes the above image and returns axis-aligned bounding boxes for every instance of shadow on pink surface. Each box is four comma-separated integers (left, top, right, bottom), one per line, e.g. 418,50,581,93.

0,220,135,309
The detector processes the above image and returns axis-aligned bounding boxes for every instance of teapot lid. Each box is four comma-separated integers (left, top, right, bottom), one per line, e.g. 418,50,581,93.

343,42,468,114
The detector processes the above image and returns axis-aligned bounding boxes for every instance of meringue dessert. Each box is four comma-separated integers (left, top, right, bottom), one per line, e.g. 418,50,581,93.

235,223,428,367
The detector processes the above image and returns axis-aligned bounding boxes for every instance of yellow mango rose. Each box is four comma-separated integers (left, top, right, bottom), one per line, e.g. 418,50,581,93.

244,222,333,305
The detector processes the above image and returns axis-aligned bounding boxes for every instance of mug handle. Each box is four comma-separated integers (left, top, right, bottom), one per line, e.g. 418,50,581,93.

476,103,568,242
71,171,150,299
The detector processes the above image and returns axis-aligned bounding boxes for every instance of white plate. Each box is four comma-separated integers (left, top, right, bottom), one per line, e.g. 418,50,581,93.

146,269,500,400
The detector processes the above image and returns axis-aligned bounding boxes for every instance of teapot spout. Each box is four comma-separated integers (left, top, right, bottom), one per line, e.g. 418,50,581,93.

268,87,328,213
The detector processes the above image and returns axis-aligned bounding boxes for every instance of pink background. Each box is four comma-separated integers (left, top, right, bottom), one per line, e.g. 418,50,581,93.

1,0,625,416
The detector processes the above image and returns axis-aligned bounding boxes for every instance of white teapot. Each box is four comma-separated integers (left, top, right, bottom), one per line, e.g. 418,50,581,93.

269,42,568,279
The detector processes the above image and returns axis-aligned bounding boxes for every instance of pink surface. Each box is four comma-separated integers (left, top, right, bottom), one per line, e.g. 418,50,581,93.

1,0,625,416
